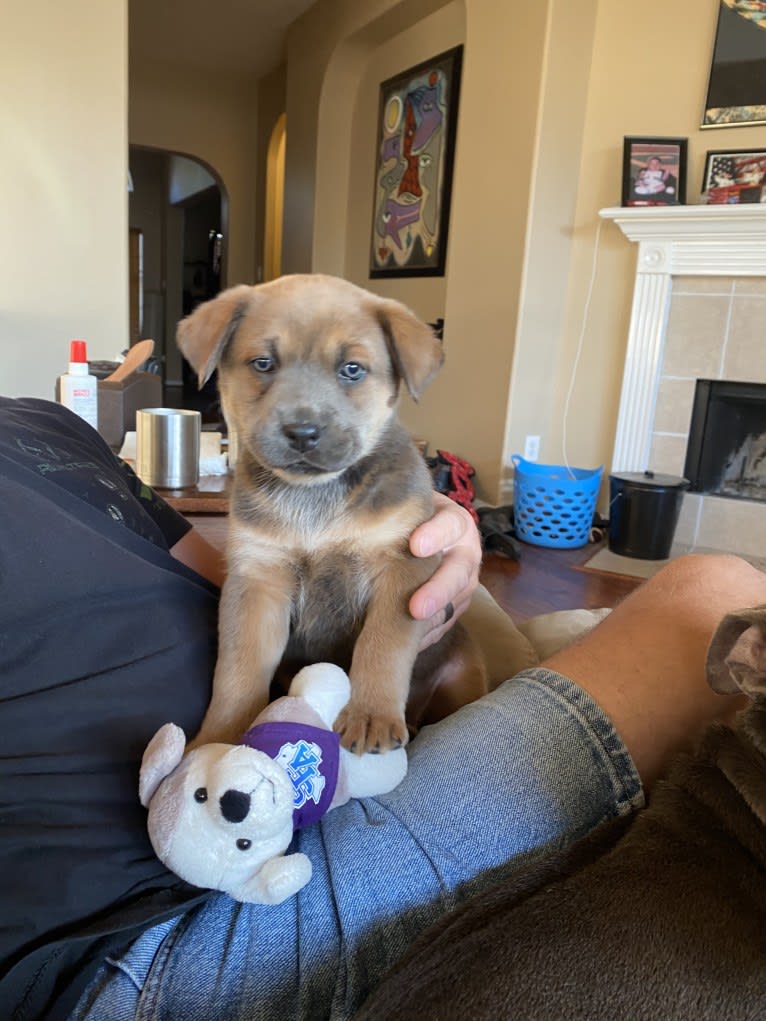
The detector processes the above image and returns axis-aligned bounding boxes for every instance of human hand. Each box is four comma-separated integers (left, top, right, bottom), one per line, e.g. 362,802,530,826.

409,492,482,650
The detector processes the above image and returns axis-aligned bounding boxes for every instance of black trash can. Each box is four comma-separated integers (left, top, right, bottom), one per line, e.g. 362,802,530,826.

608,471,689,560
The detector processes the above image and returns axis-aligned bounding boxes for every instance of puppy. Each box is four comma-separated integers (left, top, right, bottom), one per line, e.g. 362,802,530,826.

177,274,487,753
355,604,766,1020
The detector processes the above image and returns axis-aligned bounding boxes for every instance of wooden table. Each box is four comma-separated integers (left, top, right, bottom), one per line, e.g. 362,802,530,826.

158,476,641,621
158,473,232,514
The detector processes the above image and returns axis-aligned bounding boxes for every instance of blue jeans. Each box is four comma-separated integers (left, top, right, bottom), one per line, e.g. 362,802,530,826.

71,668,643,1020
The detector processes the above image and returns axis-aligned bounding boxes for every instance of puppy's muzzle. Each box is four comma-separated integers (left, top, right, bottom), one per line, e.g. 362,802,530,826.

283,420,321,453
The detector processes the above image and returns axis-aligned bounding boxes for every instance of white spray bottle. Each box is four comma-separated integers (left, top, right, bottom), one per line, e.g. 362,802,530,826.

58,339,98,429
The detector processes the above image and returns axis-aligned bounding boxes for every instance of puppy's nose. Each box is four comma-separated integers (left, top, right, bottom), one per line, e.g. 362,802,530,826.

283,421,321,452
219,789,251,823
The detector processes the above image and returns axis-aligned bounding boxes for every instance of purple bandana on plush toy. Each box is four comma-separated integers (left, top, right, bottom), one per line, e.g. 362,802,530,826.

240,721,340,829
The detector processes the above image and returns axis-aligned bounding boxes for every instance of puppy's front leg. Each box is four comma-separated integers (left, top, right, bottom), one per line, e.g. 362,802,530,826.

191,567,293,748
335,555,435,753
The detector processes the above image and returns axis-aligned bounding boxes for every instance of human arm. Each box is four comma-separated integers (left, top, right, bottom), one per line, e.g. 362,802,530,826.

409,492,482,650
110,457,225,586
170,527,227,588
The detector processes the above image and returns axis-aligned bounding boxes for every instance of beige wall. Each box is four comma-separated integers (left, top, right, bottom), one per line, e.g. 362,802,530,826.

502,0,597,488
129,56,259,288
284,0,766,502
256,65,288,282
0,0,128,399
416,0,549,491
7,1,766,495
286,0,555,497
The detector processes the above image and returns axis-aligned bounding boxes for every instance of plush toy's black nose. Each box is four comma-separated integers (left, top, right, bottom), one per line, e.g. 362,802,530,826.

219,789,251,823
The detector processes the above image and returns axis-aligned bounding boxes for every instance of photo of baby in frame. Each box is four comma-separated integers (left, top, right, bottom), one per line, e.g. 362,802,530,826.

622,136,688,207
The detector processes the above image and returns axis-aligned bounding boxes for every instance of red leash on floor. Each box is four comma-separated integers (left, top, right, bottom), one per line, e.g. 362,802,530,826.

435,449,479,523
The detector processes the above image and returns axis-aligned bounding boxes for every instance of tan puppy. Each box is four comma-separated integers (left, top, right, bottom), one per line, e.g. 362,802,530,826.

177,274,486,753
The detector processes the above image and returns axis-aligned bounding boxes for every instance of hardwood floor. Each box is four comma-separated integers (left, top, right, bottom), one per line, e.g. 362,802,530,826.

479,539,643,624
187,511,644,625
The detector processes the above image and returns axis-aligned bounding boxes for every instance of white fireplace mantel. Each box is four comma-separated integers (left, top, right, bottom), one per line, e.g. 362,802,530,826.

600,204,766,471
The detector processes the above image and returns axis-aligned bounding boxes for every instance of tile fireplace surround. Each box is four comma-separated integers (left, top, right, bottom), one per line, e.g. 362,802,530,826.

600,204,766,562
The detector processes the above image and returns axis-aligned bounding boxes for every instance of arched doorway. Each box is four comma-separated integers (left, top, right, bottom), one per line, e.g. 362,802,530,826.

264,114,286,281
128,144,228,421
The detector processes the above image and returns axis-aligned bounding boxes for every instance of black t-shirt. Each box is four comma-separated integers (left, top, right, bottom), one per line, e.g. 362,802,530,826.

0,398,220,1021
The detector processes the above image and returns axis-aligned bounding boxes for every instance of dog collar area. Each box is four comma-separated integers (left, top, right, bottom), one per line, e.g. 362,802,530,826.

240,721,340,829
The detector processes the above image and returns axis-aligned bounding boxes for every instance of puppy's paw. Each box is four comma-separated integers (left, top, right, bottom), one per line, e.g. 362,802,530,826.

334,704,409,754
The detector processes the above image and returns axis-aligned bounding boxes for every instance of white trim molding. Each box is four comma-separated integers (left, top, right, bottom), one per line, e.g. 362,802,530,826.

600,204,766,471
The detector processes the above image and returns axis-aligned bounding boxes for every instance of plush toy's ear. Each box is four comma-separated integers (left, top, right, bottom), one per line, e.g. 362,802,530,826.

176,284,254,388
706,605,766,698
139,723,187,807
373,297,444,401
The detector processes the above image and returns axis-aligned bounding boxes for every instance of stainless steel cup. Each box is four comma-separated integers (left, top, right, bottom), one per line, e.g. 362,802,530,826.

135,408,201,488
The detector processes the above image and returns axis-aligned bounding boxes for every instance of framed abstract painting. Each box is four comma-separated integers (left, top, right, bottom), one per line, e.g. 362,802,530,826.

369,46,463,278
703,0,766,127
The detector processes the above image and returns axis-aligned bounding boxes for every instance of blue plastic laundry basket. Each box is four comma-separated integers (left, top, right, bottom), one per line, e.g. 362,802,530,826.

512,455,603,549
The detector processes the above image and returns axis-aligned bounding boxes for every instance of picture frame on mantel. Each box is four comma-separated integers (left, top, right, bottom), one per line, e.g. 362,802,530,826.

703,0,766,127
702,148,766,203
621,136,688,207
369,46,463,279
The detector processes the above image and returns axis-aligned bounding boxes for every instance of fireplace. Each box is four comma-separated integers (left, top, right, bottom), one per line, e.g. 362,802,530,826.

684,380,766,501
599,204,766,561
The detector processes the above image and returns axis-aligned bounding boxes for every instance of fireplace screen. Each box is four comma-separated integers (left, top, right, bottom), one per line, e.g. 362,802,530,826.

684,380,766,501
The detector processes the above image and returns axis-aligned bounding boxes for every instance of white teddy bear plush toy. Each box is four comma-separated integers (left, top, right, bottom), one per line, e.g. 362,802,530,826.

139,663,408,905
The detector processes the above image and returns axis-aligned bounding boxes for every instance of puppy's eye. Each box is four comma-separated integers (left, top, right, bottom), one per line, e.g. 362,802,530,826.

250,355,275,373
194,787,208,803
338,362,367,383
236,838,252,851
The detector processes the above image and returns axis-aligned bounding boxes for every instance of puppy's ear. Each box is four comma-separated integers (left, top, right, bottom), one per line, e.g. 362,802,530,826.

375,299,444,401
706,606,766,698
177,285,254,388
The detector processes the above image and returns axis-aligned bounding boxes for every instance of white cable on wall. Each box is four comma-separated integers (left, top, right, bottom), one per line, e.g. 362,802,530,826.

561,216,604,476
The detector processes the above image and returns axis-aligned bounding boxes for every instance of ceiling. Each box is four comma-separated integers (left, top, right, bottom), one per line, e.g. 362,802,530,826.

129,0,318,80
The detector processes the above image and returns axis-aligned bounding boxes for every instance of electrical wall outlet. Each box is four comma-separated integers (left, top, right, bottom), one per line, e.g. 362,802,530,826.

524,434,540,461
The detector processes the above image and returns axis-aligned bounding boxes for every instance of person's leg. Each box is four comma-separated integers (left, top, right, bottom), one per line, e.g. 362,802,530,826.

73,639,645,1019
544,553,765,790
74,555,762,1018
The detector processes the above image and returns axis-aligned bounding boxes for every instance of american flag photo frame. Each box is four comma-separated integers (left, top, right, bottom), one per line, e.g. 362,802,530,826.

702,149,766,203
